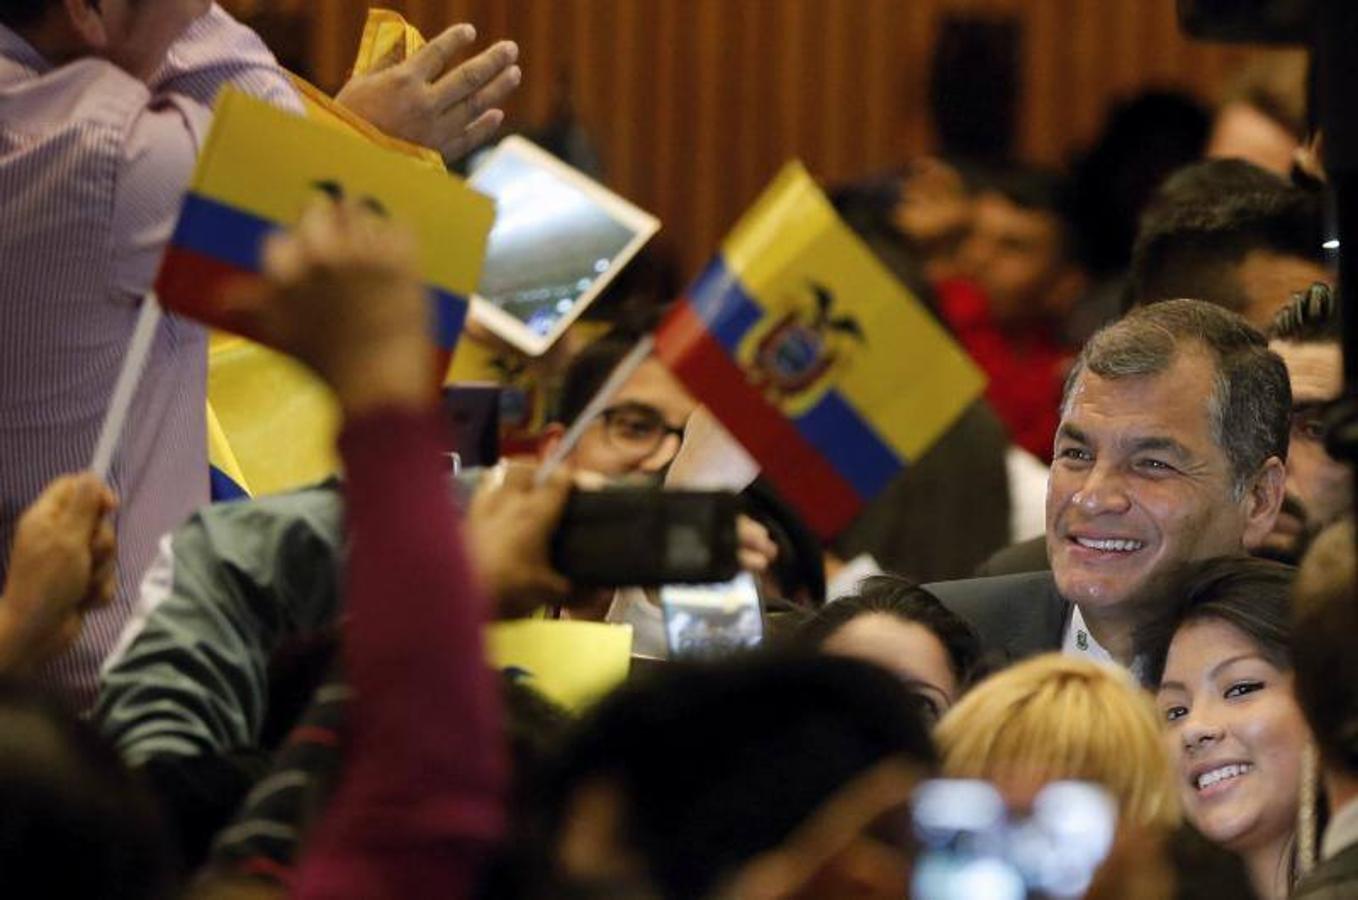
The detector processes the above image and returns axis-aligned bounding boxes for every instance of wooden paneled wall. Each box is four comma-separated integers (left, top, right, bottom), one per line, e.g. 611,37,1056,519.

225,0,1275,279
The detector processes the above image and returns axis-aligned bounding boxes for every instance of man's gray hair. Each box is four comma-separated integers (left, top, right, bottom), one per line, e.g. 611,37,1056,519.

1062,299,1290,495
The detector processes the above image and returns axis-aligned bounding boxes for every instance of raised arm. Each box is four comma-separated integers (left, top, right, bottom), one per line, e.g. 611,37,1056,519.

220,199,503,897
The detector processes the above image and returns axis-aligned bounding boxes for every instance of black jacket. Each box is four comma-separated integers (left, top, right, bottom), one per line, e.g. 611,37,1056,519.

925,571,1071,665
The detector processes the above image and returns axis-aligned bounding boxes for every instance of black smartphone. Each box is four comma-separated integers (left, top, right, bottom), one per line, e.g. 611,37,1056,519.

551,488,740,587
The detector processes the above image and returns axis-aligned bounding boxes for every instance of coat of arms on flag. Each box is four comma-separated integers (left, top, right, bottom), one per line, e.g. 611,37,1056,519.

655,161,986,538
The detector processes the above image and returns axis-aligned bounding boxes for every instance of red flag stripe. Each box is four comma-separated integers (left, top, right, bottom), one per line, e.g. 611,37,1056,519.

158,246,453,382
656,299,863,538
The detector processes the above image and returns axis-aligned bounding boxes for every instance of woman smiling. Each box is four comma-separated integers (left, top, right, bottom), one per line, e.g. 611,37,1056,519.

1140,556,1313,900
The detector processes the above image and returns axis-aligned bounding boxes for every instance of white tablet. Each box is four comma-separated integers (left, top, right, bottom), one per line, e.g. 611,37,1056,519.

468,136,660,356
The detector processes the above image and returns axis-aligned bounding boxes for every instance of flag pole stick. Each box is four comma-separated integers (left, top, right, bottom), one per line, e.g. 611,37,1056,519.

535,334,655,485
91,294,163,480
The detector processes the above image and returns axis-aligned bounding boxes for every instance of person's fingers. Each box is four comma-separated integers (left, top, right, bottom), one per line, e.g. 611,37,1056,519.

431,39,518,112
368,214,420,269
739,549,770,573
30,475,78,520
343,203,392,262
737,516,779,561
260,229,305,284
94,565,117,608
86,544,117,610
64,473,110,518
402,23,477,82
437,62,519,133
94,481,118,516
499,458,542,491
572,470,607,490
296,197,345,259
438,106,506,162
540,463,574,502
39,474,102,537
90,516,115,561
520,468,573,538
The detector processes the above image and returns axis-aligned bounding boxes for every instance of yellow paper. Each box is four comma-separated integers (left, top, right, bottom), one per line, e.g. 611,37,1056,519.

288,75,444,171
355,8,427,74
208,333,341,495
488,620,634,711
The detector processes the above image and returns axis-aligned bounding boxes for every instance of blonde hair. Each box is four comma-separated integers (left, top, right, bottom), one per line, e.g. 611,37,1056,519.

935,654,1179,829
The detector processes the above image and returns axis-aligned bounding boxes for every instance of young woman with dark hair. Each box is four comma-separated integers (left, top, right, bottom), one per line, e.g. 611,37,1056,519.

1139,556,1313,900
797,574,983,724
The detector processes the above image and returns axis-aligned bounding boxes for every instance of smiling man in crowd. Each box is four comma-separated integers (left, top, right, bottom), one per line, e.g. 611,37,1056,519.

930,298,1289,671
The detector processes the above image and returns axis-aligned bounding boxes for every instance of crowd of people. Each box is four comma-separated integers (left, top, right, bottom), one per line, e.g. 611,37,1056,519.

3,3,1358,899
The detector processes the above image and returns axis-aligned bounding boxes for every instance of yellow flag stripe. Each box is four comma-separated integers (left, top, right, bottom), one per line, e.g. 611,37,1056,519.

189,89,493,294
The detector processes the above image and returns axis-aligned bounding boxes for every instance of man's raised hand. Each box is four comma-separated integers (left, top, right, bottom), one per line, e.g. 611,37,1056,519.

336,24,522,164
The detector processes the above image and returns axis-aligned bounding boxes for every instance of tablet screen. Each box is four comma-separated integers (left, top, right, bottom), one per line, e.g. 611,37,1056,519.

471,143,649,339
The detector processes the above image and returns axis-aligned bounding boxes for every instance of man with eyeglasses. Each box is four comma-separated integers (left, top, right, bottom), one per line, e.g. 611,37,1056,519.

540,331,780,653
540,333,697,477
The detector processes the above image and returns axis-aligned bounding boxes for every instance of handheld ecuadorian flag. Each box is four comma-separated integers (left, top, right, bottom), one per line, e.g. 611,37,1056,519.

155,87,494,349
654,162,986,539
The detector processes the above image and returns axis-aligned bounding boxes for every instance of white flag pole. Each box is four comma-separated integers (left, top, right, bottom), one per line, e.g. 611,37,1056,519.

90,294,163,480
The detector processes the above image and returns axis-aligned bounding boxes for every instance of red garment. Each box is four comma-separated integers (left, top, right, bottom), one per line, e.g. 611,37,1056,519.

936,278,1069,462
293,408,504,900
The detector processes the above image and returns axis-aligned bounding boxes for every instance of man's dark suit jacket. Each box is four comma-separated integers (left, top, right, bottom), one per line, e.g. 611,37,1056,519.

974,535,1049,578
1294,843,1358,899
925,571,1072,665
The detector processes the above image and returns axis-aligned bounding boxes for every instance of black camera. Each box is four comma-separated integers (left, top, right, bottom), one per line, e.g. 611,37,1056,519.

551,488,741,588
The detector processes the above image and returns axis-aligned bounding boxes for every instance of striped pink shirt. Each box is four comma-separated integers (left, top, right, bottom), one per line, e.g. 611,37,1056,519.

0,6,300,709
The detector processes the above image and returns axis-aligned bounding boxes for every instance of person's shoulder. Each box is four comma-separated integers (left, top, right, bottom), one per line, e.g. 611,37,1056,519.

925,571,1062,620
186,482,345,562
975,535,1050,578
0,57,148,136
1294,844,1358,899
924,571,1068,662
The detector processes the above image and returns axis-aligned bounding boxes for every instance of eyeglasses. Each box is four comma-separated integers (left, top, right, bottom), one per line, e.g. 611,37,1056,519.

596,402,686,464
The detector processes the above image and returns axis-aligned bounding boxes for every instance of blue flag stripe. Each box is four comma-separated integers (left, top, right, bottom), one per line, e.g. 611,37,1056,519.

687,258,764,352
684,255,904,497
171,194,467,348
209,465,250,502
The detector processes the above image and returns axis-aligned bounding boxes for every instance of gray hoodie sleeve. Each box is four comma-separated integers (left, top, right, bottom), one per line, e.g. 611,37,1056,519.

94,485,346,765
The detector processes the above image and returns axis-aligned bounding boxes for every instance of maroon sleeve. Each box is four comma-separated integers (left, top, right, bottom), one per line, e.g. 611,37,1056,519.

292,407,505,900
